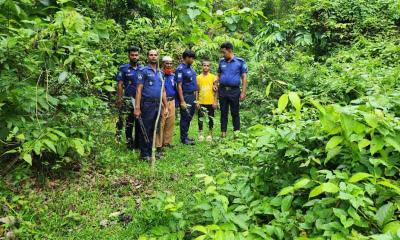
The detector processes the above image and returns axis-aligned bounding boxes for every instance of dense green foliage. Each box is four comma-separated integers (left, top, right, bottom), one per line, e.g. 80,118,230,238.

1,0,400,239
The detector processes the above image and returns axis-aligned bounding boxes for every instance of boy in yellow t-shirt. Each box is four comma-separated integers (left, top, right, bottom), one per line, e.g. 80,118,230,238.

196,60,217,141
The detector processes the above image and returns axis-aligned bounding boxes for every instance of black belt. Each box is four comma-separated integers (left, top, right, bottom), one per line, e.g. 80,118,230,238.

220,85,239,91
183,91,195,95
142,97,160,103
167,97,175,101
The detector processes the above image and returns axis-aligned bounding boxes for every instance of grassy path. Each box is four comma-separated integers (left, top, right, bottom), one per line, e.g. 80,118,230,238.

1,114,232,239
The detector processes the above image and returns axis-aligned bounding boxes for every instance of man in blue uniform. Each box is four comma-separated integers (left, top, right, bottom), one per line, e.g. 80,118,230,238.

175,49,198,145
214,42,248,138
116,46,142,150
134,50,168,161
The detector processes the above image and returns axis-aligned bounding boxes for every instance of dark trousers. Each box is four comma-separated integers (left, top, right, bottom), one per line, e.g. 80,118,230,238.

219,87,240,132
126,113,140,148
180,93,196,141
198,104,215,131
139,101,160,158
116,98,139,149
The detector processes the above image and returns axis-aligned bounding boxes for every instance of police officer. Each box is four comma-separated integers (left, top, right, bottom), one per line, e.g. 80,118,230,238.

214,42,248,138
156,56,176,156
176,49,198,145
116,46,142,150
134,50,168,161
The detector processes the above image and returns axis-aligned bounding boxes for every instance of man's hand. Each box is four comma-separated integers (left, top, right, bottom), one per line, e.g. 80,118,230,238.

240,92,246,101
180,102,188,110
134,108,141,118
195,103,200,110
116,98,123,108
212,103,218,109
213,85,219,92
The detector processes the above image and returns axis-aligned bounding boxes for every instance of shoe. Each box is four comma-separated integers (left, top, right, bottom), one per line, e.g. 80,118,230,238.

156,148,163,159
181,139,195,145
140,156,151,162
126,138,134,150
115,134,121,144
206,135,212,142
198,135,205,141
163,144,174,148
187,137,194,141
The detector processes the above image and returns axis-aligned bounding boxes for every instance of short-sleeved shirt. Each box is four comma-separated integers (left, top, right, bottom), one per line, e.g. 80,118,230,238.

137,65,163,99
175,63,198,93
116,63,142,97
163,72,176,98
217,57,248,87
197,73,216,105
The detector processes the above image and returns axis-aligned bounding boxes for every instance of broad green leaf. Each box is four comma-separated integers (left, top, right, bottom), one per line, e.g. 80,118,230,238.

277,93,288,112
43,139,57,153
288,92,301,111
265,82,272,97
309,182,339,198
371,136,384,155
33,142,43,155
310,99,326,114
47,133,59,141
294,178,311,189
103,85,115,92
378,180,400,194
192,225,207,234
16,133,25,140
384,136,400,152
72,139,85,155
50,129,67,138
348,172,372,183
364,112,378,128
250,227,267,238
194,235,207,240
383,221,400,235
215,230,227,240
358,139,370,149
325,146,342,163
376,203,394,227
64,56,75,66
326,136,344,150
341,114,366,136
22,153,32,165
281,195,293,211
229,214,249,230
277,186,294,196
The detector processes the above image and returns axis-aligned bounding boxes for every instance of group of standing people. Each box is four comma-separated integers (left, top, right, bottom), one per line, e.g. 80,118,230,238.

115,42,248,161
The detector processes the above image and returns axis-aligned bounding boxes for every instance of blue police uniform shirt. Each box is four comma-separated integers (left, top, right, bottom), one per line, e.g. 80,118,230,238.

217,57,248,87
137,65,163,99
175,63,198,93
163,72,176,98
116,63,142,97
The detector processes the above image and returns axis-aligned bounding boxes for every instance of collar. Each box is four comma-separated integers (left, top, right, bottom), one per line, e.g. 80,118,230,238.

223,56,236,63
129,63,140,69
182,63,192,68
144,65,160,72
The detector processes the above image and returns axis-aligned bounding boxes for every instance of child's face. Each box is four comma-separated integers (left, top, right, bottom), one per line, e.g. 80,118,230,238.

202,62,210,72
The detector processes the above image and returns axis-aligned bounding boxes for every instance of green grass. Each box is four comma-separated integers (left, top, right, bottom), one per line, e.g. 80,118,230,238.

1,112,237,239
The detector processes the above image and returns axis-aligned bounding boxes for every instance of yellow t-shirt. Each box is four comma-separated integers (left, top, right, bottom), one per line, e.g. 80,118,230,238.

197,73,216,105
